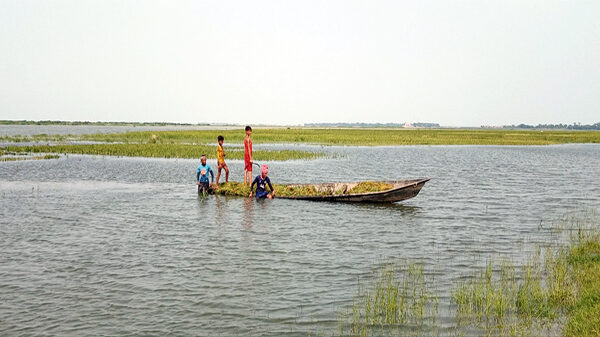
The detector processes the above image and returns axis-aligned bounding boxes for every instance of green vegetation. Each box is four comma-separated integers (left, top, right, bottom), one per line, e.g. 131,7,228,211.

213,181,394,198
302,210,600,337
3,128,600,145
0,153,59,162
3,128,598,160
64,128,600,145
339,263,439,337
450,209,600,337
2,144,321,160
349,181,393,194
564,229,600,336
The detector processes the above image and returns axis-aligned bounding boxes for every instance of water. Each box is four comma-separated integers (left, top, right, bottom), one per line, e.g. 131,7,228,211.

1,141,600,336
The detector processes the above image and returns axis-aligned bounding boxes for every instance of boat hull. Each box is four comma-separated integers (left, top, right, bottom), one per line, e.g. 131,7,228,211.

276,178,430,203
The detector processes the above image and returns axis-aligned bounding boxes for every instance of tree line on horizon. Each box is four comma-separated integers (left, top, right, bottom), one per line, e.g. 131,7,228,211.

503,122,600,130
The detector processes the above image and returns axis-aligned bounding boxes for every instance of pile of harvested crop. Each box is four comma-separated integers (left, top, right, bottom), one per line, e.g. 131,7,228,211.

213,182,250,197
274,184,330,197
346,181,393,194
212,181,394,197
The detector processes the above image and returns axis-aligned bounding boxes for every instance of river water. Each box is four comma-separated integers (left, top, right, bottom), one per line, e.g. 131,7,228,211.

1,133,600,336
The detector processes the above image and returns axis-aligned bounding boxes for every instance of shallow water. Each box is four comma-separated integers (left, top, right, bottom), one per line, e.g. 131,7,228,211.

1,142,599,336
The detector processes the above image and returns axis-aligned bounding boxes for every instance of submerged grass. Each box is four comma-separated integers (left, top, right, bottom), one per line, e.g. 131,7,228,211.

451,209,600,337
339,263,439,337
2,128,600,145
2,144,321,160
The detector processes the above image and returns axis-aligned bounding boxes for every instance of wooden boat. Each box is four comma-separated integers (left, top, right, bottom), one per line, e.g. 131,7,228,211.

276,178,430,203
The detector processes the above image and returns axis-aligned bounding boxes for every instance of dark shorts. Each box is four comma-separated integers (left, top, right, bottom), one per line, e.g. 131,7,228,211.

198,182,210,194
255,190,269,199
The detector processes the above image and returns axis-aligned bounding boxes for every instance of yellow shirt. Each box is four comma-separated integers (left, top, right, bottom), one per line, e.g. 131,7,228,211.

216,144,225,163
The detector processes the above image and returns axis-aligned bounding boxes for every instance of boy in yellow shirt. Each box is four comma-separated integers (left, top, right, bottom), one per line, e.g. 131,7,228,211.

215,135,229,188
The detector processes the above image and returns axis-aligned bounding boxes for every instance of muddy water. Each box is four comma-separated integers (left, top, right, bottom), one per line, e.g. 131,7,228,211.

1,142,599,336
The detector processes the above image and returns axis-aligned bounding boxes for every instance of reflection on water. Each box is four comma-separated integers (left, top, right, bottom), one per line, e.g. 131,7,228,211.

1,144,599,336
242,196,254,228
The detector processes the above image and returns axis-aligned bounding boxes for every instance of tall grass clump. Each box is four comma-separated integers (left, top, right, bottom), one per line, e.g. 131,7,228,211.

561,209,600,337
339,263,439,337
452,209,600,337
452,250,577,336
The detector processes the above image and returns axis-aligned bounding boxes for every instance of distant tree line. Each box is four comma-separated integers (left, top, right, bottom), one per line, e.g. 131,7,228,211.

503,122,600,130
0,120,209,126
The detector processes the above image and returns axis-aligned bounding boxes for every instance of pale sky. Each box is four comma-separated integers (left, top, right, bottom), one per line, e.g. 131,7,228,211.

1,1,599,126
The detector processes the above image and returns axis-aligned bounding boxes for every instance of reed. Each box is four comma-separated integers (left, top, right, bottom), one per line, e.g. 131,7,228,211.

339,263,439,337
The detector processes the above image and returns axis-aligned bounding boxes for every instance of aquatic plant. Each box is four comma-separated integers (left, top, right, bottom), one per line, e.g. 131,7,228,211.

2,144,321,161
3,128,600,145
451,209,600,337
0,153,59,162
339,263,439,337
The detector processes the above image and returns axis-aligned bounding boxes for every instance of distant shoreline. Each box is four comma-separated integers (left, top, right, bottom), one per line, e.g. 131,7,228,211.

2,120,599,131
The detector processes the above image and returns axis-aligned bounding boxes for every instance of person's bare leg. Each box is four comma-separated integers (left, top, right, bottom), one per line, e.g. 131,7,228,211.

215,165,222,188
224,164,229,182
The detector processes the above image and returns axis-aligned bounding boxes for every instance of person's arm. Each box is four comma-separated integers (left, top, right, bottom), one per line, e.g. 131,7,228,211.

266,177,274,193
196,168,200,182
209,167,214,183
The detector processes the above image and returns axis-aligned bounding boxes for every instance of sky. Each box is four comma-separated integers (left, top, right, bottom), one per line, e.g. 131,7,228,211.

1,1,599,126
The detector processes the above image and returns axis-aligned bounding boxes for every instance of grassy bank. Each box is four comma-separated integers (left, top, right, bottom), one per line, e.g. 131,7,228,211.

2,144,321,160
3,128,600,146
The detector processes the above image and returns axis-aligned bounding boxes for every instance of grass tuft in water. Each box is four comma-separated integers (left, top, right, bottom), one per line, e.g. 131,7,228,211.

339,263,439,337
452,209,600,337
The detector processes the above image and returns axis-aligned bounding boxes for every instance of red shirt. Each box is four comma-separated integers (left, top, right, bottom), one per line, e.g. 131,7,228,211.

244,137,252,163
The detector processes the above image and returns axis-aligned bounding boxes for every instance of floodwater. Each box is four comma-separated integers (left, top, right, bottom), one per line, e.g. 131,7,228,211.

1,131,600,336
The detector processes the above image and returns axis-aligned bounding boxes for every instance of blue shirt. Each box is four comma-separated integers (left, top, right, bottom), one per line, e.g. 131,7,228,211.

197,163,214,183
251,175,273,194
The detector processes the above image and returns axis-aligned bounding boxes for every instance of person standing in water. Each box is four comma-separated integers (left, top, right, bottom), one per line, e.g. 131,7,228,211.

249,165,275,199
243,126,253,185
215,135,229,188
197,155,214,194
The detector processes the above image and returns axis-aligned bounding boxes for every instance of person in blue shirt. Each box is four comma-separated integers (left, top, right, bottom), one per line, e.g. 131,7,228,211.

249,165,275,199
197,155,214,194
